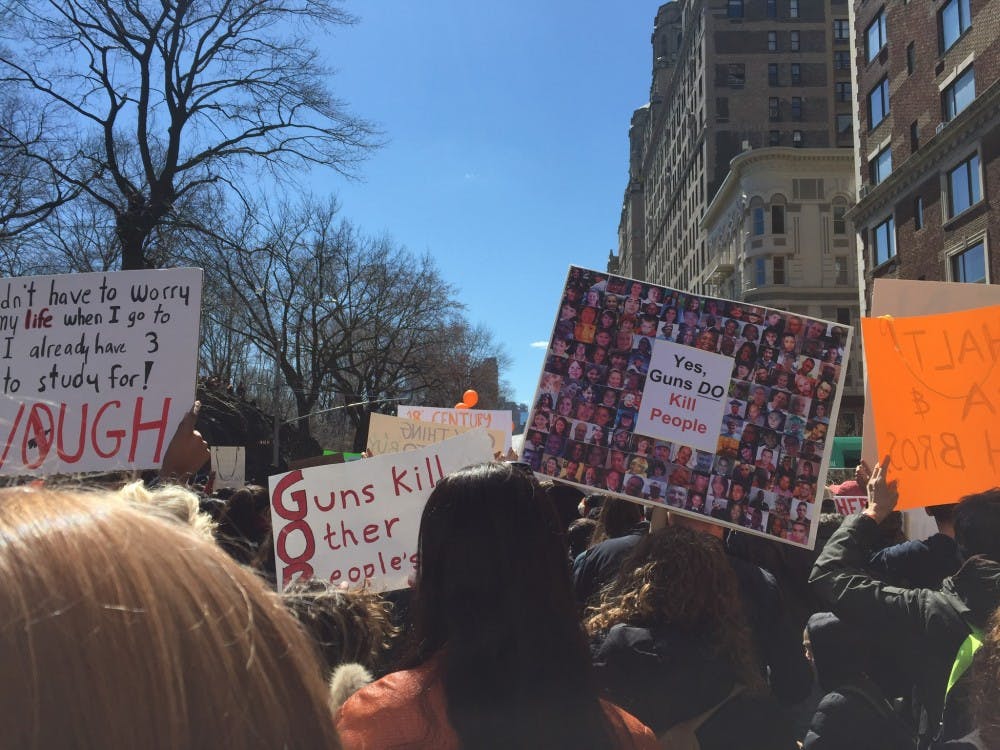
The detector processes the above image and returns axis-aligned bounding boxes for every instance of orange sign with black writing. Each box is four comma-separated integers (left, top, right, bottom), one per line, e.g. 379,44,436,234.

861,308,1000,510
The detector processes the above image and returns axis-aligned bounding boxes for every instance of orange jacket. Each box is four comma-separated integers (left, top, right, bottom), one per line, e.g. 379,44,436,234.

335,657,659,750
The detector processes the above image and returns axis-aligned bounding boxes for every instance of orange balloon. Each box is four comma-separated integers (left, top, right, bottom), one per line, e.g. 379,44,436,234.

455,402,469,409
462,389,479,407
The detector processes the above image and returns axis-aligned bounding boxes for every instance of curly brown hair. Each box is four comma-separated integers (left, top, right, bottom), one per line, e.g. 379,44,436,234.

584,525,764,692
973,606,1000,747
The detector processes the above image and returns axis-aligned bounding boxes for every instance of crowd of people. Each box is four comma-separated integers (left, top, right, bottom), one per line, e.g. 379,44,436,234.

2,400,1000,749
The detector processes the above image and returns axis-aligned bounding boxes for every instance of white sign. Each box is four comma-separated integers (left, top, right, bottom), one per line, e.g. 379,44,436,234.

397,405,513,451
635,340,732,453
0,269,202,475
211,446,246,489
268,429,493,591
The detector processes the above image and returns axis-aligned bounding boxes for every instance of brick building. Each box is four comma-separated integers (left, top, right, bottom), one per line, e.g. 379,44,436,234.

850,0,1000,302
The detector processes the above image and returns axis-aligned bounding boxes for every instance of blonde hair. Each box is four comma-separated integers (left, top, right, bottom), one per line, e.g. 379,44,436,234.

114,479,217,541
0,487,341,749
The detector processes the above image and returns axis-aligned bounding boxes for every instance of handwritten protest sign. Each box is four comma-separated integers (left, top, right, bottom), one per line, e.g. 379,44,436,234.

0,269,202,475
861,306,1000,509
522,266,853,549
397,405,513,451
863,279,1000,467
367,412,507,455
268,429,493,591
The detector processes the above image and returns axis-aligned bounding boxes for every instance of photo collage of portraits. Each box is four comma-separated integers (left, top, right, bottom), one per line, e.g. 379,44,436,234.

522,267,850,548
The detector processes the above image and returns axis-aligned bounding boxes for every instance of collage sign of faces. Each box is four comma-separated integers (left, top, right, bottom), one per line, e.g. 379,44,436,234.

523,267,850,549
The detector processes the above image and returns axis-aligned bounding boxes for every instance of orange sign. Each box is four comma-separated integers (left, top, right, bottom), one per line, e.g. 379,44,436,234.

861,308,1000,509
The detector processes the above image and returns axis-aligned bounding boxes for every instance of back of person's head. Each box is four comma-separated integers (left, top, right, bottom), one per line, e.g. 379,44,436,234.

805,612,870,692
567,517,598,560
954,488,1000,561
542,480,585,533
409,462,619,750
282,578,397,675
586,525,763,692
0,487,340,750
973,606,1000,748
114,479,216,541
590,495,645,545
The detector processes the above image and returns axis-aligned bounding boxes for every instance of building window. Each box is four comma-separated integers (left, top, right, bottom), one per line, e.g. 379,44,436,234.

768,63,780,86
906,42,915,74
833,19,850,41
791,31,800,52
869,147,892,185
790,0,799,18
753,207,765,235
835,82,851,102
940,0,971,52
833,206,847,234
872,215,896,265
836,114,853,137
769,129,781,146
791,63,801,85
791,96,803,120
773,256,787,285
868,77,889,128
951,241,986,283
914,196,924,230
792,130,803,147
769,97,781,120
910,121,920,152
943,66,976,121
866,10,888,61
728,63,746,88
767,0,777,18
835,257,849,285
755,258,767,287
948,153,982,217
768,31,778,52
834,50,850,70
728,0,745,18
772,205,786,234
716,97,730,122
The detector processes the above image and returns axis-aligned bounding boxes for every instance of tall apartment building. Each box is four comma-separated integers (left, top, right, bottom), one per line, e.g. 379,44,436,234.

701,148,866,432
613,0,855,289
850,0,1000,299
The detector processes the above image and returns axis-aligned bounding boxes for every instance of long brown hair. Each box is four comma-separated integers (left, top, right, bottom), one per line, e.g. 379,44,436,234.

585,525,764,692
0,487,341,749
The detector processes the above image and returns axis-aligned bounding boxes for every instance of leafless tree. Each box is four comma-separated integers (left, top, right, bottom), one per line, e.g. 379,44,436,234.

201,197,507,455
0,0,379,270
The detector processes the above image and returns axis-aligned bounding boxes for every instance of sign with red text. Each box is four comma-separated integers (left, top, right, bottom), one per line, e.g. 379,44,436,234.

636,340,733,453
0,269,202,475
832,495,867,515
522,266,853,550
397,405,513,451
862,306,1000,509
368,412,507,456
268,429,493,591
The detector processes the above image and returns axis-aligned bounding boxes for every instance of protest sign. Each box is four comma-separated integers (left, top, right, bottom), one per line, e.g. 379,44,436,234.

211,446,246,489
831,495,867,516
397,404,513,451
268,429,493,591
0,268,202,475
861,306,1000,509
863,279,1000,466
367,412,507,455
522,266,853,549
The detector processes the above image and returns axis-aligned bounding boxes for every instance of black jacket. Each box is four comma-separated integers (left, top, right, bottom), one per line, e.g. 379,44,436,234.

810,515,1000,746
592,623,797,750
572,523,648,605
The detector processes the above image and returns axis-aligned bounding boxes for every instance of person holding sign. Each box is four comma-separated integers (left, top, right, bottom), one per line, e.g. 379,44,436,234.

335,463,658,749
810,458,1000,748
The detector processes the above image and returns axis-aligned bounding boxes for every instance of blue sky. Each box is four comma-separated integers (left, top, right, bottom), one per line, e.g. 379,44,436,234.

322,1,662,406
